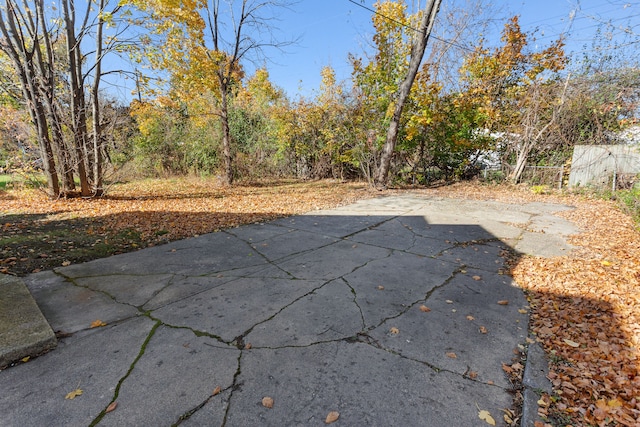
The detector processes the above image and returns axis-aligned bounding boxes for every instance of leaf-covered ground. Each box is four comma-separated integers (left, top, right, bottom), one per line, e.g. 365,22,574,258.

1,178,639,425
0,178,377,276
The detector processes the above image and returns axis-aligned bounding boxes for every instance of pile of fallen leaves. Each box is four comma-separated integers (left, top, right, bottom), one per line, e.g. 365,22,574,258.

424,182,640,426
1,178,376,276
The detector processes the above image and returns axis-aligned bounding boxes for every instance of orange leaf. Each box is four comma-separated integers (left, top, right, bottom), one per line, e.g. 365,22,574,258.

90,319,107,328
262,396,274,408
325,411,340,424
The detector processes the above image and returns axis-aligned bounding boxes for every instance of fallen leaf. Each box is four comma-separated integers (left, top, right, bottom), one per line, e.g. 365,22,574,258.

90,319,107,328
419,305,431,312
325,411,340,424
446,300,454,304
497,300,509,305
478,409,496,425
600,260,612,266
607,398,622,407
472,275,482,281
389,327,400,334
563,339,580,348
21,356,30,363
377,285,385,290
261,396,274,408
244,343,252,350
479,326,488,334
466,315,475,321
518,308,528,314
105,401,117,413
65,389,83,400
446,352,457,359
468,371,478,379
61,260,71,266
212,386,222,396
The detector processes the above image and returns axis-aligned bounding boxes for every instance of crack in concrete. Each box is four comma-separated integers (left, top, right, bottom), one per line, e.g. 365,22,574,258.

221,351,244,427
89,320,161,426
341,277,366,331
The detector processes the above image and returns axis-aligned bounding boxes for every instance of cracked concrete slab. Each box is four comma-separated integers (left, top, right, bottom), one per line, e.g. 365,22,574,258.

226,342,514,426
0,194,579,426
0,316,155,426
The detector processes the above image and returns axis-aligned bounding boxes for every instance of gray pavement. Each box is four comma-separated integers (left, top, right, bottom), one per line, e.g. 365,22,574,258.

0,194,579,426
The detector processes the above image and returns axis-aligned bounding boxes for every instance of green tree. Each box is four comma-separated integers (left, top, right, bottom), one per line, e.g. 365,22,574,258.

131,0,294,185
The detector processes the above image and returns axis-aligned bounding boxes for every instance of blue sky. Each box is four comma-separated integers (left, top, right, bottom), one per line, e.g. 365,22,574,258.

263,0,639,98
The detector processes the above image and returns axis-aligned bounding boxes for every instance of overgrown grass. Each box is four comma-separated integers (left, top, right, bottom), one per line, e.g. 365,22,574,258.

613,187,640,225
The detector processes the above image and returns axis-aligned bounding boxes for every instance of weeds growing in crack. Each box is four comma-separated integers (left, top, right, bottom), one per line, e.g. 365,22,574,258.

221,351,244,426
89,321,161,426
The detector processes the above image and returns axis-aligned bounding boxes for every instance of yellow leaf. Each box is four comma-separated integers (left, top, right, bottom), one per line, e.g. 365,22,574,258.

601,260,612,266
261,396,274,408
518,309,528,314
65,388,83,400
478,409,496,425
563,339,580,348
21,356,30,363
325,411,340,424
90,319,107,328
607,398,622,408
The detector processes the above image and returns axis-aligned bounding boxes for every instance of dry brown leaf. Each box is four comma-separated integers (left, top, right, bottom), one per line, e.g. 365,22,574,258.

244,343,252,350
468,371,478,379
472,275,482,281
212,386,222,396
325,411,340,424
419,305,431,312
389,327,400,334
65,388,83,400
105,401,117,413
563,338,580,348
261,396,274,408
479,326,488,334
446,352,457,359
497,300,509,305
466,315,475,321
478,409,496,425
377,285,385,290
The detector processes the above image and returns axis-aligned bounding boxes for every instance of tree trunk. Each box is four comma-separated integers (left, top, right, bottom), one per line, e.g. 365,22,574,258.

91,0,106,196
374,0,442,188
62,0,91,197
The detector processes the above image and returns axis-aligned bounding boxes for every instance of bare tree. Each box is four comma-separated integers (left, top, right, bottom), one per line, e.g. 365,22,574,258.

374,0,442,188
0,0,131,196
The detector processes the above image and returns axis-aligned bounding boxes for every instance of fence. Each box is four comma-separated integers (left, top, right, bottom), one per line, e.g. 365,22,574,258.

490,164,564,188
568,145,640,190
